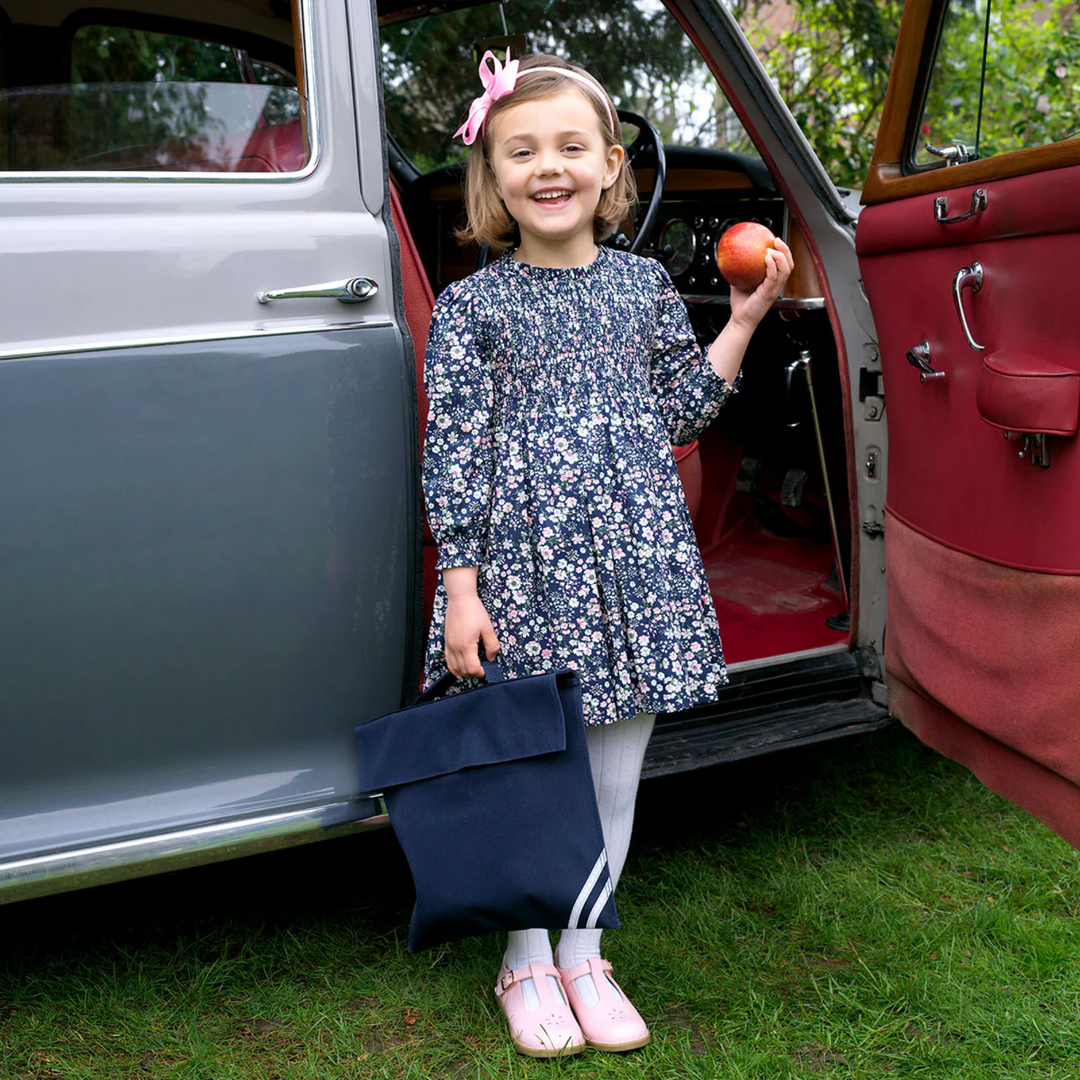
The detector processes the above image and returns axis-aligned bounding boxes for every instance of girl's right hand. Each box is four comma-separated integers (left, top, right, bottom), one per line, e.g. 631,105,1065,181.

443,587,501,679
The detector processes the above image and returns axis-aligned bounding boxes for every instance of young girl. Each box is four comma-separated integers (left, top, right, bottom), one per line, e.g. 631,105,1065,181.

422,51,793,1058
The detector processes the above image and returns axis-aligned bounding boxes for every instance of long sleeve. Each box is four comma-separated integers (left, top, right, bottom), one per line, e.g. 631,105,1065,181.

648,264,738,446
422,280,496,570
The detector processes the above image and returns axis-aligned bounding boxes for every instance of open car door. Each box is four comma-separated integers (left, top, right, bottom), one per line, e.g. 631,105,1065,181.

857,0,1080,845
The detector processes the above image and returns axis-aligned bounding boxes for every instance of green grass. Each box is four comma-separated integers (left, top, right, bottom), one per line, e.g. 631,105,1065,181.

2,726,1079,1079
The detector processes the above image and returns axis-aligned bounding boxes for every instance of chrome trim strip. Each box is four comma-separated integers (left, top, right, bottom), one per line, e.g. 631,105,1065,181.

726,643,849,674
684,295,826,311
0,800,389,905
0,0,320,185
0,319,395,363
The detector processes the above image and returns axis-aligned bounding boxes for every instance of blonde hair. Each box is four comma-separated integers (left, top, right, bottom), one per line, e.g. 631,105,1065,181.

455,54,637,253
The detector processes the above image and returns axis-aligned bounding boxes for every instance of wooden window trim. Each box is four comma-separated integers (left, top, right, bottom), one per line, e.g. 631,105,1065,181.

862,0,1080,205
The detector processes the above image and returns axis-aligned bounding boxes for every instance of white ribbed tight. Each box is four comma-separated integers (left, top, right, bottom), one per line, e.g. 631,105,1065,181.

504,711,656,1008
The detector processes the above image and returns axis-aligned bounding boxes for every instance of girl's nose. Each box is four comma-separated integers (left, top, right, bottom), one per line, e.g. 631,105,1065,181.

533,150,564,176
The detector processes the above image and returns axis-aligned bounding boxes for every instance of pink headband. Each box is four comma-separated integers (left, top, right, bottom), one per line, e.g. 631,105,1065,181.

454,49,616,146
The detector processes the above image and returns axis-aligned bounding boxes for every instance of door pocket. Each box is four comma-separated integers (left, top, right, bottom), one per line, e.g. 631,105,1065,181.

976,352,1080,437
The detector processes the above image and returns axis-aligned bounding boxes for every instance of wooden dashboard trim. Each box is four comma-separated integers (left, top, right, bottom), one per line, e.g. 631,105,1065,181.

634,168,755,193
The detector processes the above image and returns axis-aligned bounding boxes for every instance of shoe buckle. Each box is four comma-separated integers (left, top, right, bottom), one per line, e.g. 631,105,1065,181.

500,970,517,992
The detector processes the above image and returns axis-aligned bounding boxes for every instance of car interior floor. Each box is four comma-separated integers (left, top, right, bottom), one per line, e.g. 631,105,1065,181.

680,313,851,666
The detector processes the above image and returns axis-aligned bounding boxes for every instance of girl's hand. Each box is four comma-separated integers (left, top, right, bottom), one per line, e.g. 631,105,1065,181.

729,238,794,332
443,587,501,679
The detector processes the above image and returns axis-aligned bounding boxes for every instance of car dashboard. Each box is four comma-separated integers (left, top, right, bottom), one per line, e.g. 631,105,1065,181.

400,143,824,313
629,147,822,311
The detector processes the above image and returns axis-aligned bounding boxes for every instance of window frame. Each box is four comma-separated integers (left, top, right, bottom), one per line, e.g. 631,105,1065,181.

900,0,1080,178
901,0,953,176
862,0,1080,204
0,0,320,183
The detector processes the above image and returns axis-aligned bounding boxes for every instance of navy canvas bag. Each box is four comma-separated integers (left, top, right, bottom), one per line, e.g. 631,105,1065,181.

355,661,619,952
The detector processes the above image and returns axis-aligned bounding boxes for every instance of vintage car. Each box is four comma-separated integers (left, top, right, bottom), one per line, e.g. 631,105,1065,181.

3,0,1078,905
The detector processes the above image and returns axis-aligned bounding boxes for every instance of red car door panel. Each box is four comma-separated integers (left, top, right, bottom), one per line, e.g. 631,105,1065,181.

858,165,1080,573
857,0,1080,847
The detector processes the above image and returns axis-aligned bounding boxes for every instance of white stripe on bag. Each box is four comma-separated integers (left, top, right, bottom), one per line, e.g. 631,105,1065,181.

585,879,614,929
568,849,609,928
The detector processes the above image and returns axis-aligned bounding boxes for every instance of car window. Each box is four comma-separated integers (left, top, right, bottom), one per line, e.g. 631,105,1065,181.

379,0,756,174
914,0,1080,168
0,9,310,174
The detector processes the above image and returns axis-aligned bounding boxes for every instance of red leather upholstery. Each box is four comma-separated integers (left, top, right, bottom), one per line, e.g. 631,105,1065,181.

976,351,1080,436
94,120,306,173
388,184,439,633
856,165,1080,256
672,439,702,519
858,162,1080,573
237,121,307,172
389,184,435,454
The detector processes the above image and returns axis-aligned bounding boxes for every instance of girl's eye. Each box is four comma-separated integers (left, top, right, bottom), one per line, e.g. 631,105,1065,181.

563,144,585,154
510,149,532,160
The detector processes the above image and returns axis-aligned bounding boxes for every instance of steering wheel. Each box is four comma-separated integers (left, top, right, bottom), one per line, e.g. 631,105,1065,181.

611,108,667,257
474,108,667,270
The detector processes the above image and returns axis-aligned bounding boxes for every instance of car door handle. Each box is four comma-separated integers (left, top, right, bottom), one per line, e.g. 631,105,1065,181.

256,277,379,304
952,262,985,351
934,188,987,225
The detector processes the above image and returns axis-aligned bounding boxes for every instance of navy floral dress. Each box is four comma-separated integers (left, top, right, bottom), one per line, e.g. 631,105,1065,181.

422,245,737,725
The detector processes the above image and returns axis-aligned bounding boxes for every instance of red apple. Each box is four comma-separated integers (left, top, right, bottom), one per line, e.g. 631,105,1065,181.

715,221,777,291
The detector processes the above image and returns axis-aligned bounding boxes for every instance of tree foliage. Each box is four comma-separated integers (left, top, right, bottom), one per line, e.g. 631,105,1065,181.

737,0,904,189
919,0,1080,164
744,0,1080,188
382,0,1080,189
380,0,741,173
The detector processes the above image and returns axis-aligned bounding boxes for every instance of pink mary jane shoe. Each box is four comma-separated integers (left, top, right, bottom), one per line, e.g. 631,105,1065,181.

558,957,651,1052
495,960,586,1059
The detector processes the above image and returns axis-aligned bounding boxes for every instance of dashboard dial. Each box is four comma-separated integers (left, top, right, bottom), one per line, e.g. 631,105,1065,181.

658,219,696,278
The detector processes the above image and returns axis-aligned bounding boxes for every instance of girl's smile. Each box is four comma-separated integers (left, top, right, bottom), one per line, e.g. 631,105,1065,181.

487,89,624,267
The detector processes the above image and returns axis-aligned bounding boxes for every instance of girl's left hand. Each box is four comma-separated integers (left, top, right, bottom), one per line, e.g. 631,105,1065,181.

729,238,794,331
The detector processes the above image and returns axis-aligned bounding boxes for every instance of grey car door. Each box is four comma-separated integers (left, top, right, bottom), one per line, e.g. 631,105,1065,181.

0,0,416,893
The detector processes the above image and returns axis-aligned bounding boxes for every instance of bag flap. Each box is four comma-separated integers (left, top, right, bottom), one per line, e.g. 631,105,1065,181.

356,671,571,790
977,350,1080,436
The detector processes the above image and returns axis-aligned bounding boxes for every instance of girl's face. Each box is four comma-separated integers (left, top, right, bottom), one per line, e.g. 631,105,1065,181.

487,88,624,266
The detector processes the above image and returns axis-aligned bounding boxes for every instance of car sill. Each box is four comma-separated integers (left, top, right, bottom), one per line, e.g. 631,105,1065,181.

726,642,850,675
0,799,389,906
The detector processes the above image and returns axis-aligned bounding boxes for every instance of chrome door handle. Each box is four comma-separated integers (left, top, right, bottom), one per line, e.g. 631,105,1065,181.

952,262,985,350
935,188,987,225
256,277,379,304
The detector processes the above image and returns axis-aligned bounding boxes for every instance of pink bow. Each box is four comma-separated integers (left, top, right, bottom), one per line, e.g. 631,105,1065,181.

454,49,521,145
